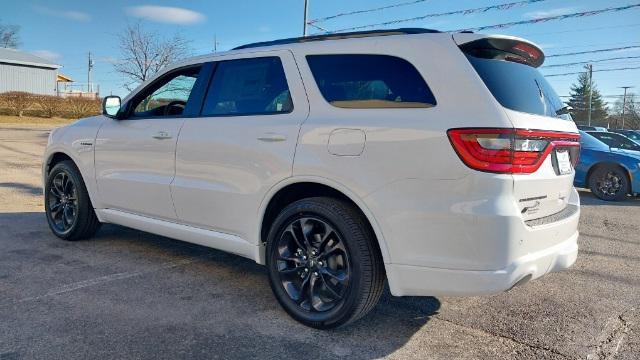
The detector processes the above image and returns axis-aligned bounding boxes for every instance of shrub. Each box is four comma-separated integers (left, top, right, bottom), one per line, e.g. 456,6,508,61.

0,92,102,119
35,95,62,118
0,91,35,117
67,97,101,118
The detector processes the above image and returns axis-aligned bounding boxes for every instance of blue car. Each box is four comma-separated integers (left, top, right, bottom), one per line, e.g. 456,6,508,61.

574,131,640,201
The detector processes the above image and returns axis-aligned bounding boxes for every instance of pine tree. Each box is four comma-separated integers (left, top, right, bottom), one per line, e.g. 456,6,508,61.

567,71,608,125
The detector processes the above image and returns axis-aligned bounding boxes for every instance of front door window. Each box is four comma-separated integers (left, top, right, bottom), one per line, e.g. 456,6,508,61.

132,67,201,117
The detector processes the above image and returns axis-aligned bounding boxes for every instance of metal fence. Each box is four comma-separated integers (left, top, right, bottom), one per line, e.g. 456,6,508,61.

56,83,100,100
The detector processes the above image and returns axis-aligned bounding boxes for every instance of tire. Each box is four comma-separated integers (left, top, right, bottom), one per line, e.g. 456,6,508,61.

588,164,630,201
45,160,101,240
266,197,385,329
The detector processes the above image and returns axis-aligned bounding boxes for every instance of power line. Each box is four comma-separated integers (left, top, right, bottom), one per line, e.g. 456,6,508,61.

559,95,638,98
308,0,433,24
322,0,548,33
547,45,640,58
453,4,640,32
519,23,640,36
545,66,640,77
543,56,640,68
551,41,640,51
307,22,329,32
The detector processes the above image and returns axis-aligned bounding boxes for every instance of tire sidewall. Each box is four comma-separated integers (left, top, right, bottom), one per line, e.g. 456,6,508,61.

45,161,91,239
266,199,366,328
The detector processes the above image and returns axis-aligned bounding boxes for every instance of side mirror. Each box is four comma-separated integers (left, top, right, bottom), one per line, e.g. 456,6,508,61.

102,96,122,118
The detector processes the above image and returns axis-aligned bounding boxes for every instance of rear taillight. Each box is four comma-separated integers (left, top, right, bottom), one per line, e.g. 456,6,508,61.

447,128,580,174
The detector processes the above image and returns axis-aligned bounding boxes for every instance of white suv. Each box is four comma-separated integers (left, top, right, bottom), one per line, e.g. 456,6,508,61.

43,29,581,329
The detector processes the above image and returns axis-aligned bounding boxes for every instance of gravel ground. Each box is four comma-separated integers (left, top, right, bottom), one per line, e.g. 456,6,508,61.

0,124,638,360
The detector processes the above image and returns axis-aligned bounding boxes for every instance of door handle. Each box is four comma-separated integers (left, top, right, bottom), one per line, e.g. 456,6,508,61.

257,133,287,142
152,131,172,140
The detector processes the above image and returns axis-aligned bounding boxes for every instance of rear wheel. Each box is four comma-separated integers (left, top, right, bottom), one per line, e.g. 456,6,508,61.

45,160,101,240
588,165,629,201
266,197,385,329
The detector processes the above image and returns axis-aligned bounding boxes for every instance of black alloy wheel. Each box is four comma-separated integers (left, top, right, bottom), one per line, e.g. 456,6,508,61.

274,217,351,313
45,160,101,240
589,165,629,201
47,171,78,233
266,197,385,329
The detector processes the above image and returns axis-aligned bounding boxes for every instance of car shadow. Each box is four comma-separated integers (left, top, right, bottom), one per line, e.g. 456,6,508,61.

0,182,42,196
0,212,440,359
577,188,640,207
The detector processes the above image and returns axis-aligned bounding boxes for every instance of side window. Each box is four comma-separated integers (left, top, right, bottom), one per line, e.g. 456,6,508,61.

202,57,292,116
580,132,607,150
306,54,436,109
132,66,201,117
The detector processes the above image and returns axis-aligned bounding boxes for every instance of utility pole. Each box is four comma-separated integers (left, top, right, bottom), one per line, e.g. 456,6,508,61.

87,52,94,93
213,34,219,53
303,0,309,37
587,64,593,126
620,86,633,129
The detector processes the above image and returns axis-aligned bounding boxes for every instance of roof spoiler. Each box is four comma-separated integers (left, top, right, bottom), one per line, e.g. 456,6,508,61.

453,33,545,68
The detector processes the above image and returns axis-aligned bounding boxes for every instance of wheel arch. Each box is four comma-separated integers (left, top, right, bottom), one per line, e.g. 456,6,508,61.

43,149,101,213
586,161,633,194
43,150,78,191
45,152,74,174
258,177,390,266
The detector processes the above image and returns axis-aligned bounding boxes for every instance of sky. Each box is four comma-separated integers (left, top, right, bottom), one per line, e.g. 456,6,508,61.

3,0,639,106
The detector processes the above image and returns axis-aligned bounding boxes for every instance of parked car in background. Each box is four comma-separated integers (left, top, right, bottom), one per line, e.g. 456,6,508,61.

586,131,640,152
43,28,582,328
575,131,640,201
609,129,640,144
577,125,607,132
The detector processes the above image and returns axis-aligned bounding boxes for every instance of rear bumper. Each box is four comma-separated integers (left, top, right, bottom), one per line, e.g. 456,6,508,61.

366,177,581,297
386,230,578,296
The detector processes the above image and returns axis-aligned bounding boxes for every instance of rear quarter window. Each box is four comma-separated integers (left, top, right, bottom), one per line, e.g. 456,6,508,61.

306,54,436,109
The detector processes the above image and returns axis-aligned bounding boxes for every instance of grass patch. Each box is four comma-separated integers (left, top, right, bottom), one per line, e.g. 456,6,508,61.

0,115,77,125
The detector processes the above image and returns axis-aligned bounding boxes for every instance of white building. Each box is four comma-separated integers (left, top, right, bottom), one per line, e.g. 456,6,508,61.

0,48,60,95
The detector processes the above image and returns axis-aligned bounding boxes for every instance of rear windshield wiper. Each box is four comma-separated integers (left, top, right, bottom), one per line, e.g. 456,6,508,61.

555,105,573,116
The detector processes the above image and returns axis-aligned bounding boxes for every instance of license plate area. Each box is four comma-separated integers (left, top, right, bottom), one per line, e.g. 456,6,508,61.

552,148,573,175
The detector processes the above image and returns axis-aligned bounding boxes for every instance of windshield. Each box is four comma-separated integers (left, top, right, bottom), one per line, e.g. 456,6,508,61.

466,55,565,119
579,131,610,150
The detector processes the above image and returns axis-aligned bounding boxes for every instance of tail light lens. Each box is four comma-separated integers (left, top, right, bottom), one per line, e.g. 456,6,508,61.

447,128,580,174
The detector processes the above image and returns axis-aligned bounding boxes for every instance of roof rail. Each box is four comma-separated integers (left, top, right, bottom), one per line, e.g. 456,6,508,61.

233,28,441,50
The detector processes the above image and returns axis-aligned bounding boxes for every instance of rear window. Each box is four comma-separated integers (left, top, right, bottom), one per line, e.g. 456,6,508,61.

202,57,292,116
306,54,436,109
579,131,609,150
466,55,565,119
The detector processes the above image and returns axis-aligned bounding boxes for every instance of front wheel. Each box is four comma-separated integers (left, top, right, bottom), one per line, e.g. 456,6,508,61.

266,197,385,329
45,160,101,240
588,165,630,201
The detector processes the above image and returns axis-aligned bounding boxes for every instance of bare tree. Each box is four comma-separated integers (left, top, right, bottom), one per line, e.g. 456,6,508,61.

609,93,639,129
0,21,20,48
113,22,191,91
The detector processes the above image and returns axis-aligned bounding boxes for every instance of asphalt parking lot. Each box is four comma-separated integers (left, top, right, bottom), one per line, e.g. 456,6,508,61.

0,124,638,360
